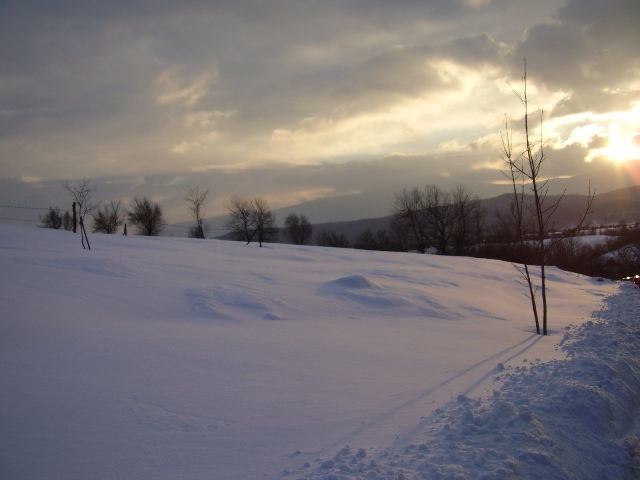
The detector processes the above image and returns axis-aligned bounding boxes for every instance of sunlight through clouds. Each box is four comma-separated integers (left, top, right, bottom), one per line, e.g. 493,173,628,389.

547,106,640,164
1,0,639,222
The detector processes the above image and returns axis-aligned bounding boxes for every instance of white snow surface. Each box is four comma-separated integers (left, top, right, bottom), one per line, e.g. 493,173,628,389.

2,224,640,480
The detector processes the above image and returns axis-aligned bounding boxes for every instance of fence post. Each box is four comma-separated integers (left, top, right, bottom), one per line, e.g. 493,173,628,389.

72,202,77,233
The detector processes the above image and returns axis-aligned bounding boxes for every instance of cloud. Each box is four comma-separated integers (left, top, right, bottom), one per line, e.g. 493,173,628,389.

155,66,218,107
0,0,638,225
514,0,640,112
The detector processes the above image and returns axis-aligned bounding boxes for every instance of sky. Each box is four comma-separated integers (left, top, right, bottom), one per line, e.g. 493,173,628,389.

1,0,639,225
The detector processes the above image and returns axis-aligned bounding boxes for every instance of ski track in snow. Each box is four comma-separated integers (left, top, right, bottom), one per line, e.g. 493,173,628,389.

287,285,640,480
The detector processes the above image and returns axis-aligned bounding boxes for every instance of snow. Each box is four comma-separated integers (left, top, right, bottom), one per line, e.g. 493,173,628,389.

1,224,639,479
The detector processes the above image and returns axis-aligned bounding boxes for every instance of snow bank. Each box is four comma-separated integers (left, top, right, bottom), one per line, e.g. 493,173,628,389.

295,285,640,480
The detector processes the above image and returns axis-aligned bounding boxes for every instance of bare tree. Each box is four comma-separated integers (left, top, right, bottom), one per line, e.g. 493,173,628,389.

423,185,454,255
390,217,412,252
392,185,483,254
224,196,277,247
450,185,484,255
92,200,126,234
391,187,430,253
184,186,209,239
354,228,398,251
65,177,98,249
316,229,350,248
225,197,254,242
284,213,313,245
128,197,166,236
250,197,277,247
65,178,98,225
502,61,594,335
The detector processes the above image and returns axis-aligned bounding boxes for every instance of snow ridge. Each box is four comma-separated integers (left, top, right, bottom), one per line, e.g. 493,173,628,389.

293,285,640,480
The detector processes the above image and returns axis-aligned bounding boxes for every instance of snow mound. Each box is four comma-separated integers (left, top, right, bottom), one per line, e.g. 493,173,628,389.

317,274,381,292
316,274,415,310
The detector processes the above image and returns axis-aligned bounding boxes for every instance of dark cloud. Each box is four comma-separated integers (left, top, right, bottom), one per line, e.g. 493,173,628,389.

514,0,640,112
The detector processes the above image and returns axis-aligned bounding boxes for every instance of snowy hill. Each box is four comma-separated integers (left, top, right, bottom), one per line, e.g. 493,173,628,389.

2,224,640,479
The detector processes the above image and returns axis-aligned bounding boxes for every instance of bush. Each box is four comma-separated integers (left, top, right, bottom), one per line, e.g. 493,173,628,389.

128,197,166,236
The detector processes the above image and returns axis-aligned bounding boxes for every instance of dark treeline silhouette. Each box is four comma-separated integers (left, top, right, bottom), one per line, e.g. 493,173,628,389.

37,178,640,279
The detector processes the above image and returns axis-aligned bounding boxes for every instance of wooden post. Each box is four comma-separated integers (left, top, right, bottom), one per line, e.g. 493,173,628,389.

72,202,77,233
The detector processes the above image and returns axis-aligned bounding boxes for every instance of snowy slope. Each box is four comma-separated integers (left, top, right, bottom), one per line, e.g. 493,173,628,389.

1,224,638,480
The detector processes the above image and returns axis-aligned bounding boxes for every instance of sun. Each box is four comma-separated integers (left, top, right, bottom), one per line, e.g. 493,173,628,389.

603,132,640,163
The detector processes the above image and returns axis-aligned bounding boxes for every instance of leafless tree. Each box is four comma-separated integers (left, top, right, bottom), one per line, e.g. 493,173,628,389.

128,197,166,236
184,186,209,239
391,187,430,253
354,228,398,251
65,177,98,249
224,196,277,247
423,185,454,254
249,197,277,247
92,200,126,234
392,185,483,254
64,178,98,224
390,217,412,252
501,60,594,335
225,197,254,242
284,213,313,245
316,229,350,248
450,185,484,255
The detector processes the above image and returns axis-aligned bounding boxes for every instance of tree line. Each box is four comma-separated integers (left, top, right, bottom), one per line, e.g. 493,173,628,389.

39,180,317,247
40,179,168,238
42,178,627,281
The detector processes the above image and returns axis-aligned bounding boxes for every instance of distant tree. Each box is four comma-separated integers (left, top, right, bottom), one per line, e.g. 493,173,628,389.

225,197,253,242
250,197,277,247
450,185,484,255
354,228,399,251
128,197,166,236
184,186,209,239
64,178,98,227
422,185,454,254
391,187,430,253
612,242,640,279
92,200,126,234
224,196,277,247
354,229,377,250
65,177,98,249
39,207,63,229
316,229,350,248
392,184,483,254
389,217,412,252
284,213,313,245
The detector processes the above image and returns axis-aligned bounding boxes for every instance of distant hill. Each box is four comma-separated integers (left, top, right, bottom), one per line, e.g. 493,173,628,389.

298,186,640,245
166,185,640,242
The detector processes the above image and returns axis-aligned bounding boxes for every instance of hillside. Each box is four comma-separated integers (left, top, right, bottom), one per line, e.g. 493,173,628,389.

177,185,640,244
2,224,640,479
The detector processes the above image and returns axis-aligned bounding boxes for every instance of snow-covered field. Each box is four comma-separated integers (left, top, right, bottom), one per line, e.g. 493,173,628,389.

2,224,640,479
